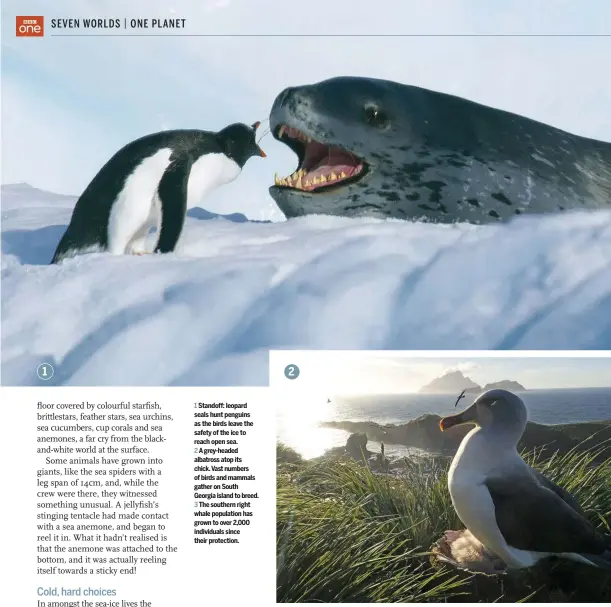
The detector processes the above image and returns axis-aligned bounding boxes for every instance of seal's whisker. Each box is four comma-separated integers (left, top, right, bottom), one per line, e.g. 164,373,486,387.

257,128,271,144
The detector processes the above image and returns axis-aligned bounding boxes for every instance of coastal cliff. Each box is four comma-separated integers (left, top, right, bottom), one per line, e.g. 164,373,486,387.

321,415,611,460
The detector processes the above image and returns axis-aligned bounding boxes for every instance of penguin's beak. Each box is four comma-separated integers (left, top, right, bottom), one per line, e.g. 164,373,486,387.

252,121,266,156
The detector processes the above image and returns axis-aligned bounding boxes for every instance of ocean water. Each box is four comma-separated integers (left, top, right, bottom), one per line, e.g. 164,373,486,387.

277,387,611,460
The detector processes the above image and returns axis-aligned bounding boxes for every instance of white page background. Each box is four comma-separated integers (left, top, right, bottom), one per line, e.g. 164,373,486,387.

1,387,275,607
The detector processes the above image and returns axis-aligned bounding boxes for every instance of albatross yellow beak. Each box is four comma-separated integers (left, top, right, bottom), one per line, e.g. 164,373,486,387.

439,412,467,432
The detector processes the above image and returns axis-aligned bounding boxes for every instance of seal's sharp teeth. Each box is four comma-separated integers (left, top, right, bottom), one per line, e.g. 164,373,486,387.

319,174,327,183
330,172,337,181
296,175,303,189
278,125,287,139
312,177,320,185
274,173,280,185
305,180,311,187
340,171,347,179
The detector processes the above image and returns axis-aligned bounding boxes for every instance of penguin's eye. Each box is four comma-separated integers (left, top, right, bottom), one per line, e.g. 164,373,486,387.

364,105,388,128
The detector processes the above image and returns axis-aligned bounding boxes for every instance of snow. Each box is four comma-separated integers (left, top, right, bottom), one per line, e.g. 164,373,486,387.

2,183,611,386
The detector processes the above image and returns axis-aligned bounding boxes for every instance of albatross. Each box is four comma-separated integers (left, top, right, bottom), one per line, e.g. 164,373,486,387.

437,389,611,572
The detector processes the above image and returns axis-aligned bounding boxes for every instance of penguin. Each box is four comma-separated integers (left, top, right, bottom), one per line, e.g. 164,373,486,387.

51,122,266,264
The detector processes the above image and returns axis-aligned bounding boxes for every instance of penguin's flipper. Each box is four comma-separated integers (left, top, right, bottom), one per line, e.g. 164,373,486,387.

154,153,192,254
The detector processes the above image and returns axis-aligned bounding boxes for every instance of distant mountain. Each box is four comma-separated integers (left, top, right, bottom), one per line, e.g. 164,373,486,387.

419,370,479,394
418,371,526,394
480,380,526,392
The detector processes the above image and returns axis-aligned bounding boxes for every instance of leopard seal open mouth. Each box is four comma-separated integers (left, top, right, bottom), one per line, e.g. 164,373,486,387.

268,76,611,222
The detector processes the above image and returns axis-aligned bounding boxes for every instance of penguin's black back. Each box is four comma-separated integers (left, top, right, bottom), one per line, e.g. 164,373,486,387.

51,130,222,263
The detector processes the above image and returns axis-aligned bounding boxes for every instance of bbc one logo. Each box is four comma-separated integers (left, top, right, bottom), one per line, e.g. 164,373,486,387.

16,16,45,37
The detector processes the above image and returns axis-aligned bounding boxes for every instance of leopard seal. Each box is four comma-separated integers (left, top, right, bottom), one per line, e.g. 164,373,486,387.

268,76,611,222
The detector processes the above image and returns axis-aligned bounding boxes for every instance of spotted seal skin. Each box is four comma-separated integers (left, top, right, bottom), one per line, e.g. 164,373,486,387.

268,76,611,222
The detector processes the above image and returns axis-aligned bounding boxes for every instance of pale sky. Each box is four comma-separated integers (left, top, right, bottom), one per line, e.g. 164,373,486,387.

3,1,611,220
273,354,611,394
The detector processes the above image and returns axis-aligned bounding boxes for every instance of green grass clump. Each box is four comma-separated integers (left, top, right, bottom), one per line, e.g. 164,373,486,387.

277,443,611,603
277,442,304,465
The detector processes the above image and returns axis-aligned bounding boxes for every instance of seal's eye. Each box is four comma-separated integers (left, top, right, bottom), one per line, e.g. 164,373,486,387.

364,105,387,128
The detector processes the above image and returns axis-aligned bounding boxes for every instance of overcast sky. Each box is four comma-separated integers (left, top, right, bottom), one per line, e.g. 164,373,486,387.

3,0,611,220
275,354,611,394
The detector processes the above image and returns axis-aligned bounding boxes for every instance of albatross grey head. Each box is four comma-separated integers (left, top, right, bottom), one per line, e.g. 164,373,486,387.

439,389,528,443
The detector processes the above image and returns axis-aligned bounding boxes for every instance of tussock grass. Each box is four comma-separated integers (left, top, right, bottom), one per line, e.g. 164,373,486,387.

276,442,611,603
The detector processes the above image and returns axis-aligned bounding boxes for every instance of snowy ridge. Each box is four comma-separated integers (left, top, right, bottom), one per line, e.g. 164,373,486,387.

2,184,611,386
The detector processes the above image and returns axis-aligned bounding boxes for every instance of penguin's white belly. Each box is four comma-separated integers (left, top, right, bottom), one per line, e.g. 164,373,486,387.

107,147,173,255
186,153,241,209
